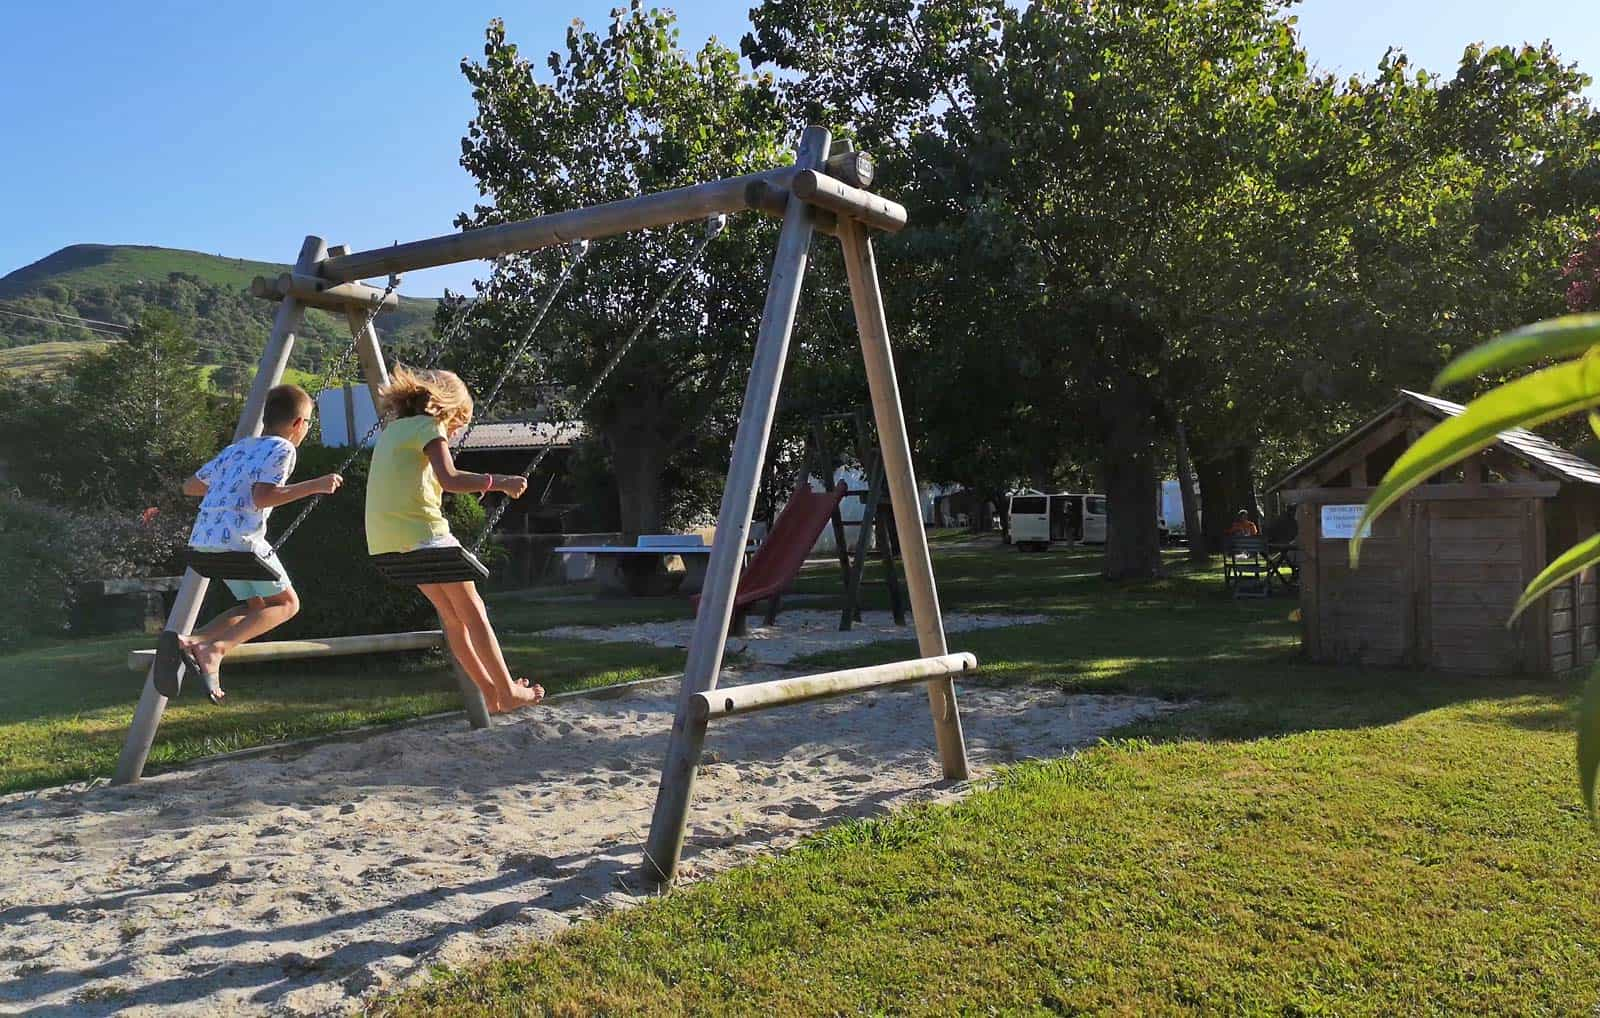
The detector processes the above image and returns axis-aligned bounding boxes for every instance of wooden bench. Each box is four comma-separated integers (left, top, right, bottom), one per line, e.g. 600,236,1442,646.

72,576,183,636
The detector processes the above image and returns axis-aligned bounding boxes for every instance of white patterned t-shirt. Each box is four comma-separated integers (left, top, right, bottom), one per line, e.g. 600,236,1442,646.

187,436,297,553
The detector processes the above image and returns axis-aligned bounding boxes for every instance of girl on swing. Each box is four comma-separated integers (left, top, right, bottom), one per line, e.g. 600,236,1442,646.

367,365,544,712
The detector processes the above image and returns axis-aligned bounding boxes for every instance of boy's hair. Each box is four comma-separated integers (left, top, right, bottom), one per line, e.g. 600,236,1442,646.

262,384,314,431
378,365,474,431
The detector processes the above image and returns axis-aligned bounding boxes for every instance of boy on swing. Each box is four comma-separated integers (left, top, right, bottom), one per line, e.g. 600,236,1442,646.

155,384,344,704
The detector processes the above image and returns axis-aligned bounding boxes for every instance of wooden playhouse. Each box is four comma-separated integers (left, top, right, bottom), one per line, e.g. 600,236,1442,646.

1272,389,1600,674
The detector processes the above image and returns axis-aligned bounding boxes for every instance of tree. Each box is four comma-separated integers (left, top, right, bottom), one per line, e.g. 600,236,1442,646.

0,310,227,509
451,6,790,536
746,0,1600,575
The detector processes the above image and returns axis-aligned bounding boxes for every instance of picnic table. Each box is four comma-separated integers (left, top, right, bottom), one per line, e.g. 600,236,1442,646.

553,534,753,596
1222,537,1300,598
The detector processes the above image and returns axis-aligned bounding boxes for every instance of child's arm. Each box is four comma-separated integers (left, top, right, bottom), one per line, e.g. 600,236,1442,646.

182,475,209,497
252,474,343,508
424,439,529,498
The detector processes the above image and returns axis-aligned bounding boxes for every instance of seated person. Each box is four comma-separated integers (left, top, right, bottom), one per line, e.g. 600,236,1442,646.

1225,510,1260,538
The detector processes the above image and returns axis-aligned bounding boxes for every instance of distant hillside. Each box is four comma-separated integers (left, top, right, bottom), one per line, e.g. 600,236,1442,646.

0,340,112,379
0,244,440,373
0,244,286,298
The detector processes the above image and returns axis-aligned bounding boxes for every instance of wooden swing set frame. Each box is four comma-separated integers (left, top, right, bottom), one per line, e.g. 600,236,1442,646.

112,125,973,885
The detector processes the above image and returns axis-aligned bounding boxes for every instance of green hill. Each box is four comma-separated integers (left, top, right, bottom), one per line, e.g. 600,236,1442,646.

0,244,286,297
0,244,440,374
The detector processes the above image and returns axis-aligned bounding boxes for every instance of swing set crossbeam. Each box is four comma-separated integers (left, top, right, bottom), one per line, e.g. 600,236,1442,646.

314,164,905,285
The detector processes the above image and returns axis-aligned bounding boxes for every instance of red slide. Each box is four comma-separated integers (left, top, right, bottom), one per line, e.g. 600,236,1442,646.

692,481,848,618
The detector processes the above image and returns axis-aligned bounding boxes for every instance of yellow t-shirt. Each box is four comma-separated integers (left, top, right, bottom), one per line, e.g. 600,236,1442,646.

366,415,452,555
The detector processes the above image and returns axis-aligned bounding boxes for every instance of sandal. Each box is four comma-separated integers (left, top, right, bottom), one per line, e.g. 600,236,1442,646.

199,671,226,706
153,630,189,698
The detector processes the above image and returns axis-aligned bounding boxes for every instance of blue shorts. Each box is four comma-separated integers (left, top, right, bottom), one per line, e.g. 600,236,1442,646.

225,577,292,601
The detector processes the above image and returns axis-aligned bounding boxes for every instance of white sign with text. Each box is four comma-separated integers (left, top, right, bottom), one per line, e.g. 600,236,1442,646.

1320,504,1373,540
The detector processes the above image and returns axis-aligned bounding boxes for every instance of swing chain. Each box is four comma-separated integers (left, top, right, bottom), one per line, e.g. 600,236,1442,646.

453,239,592,452
313,273,403,394
473,215,725,548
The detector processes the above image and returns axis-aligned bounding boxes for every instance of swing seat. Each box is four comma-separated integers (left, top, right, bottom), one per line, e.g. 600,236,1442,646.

186,550,283,583
371,545,490,585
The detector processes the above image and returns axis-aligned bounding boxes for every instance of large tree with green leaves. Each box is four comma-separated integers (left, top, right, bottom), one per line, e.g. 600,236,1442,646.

449,5,790,535
747,0,1600,574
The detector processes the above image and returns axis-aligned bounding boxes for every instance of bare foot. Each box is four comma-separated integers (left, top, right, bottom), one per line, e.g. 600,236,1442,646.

503,679,545,710
182,636,224,678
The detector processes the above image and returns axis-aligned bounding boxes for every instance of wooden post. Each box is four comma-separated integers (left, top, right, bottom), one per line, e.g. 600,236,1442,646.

343,304,391,437
641,126,832,885
451,657,494,730
836,218,970,782
113,236,325,785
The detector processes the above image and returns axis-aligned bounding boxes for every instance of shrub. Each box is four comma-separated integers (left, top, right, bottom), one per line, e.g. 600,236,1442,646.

261,443,495,639
0,492,187,648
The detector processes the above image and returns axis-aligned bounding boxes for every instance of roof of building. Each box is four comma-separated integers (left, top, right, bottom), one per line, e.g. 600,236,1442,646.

453,420,585,453
1270,388,1600,492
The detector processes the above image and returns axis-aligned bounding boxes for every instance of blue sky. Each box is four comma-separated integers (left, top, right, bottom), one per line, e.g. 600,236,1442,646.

1,0,1595,298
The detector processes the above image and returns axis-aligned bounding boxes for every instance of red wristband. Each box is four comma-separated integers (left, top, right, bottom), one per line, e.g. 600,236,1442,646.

483,474,495,493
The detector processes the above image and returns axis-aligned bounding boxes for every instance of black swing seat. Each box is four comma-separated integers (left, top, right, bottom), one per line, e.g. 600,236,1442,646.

186,549,283,583
371,545,490,585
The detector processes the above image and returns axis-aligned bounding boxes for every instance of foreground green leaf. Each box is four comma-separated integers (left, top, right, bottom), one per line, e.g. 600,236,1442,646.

1432,314,1600,390
1510,533,1600,624
1353,359,1600,565
1581,668,1600,824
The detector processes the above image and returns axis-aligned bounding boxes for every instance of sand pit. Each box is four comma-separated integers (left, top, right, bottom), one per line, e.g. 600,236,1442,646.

545,609,1049,664
0,656,1168,1016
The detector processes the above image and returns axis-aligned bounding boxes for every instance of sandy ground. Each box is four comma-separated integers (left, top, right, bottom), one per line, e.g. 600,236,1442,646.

0,612,1167,1017
544,609,1049,664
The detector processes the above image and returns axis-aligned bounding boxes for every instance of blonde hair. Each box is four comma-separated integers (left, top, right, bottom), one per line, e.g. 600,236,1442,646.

378,365,474,432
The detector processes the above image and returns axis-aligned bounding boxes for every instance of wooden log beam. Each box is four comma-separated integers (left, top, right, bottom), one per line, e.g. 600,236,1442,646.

838,217,970,780
249,273,400,311
318,165,801,283
641,125,834,886
792,170,908,233
824,149,875,189
743,180,839,235
126,630,444,671
693,653,977,720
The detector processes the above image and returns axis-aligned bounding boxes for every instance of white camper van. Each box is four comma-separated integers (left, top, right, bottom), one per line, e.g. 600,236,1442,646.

1007,492,1108,550
1160,479,1198,542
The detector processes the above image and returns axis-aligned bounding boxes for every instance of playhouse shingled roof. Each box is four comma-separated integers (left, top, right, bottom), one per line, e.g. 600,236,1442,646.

1271,388,1600,491
453,420,585,453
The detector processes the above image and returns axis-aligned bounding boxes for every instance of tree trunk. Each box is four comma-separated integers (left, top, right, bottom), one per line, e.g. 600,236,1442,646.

1196,453,1229,554
1173,419,1206,562
605,403,670,538
1229,445,1262,522
1100,413,1163,580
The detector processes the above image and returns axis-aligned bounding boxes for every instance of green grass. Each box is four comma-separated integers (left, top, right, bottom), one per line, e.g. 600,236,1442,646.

376,542,1600,1016
0,589,687,793
0,339,110,377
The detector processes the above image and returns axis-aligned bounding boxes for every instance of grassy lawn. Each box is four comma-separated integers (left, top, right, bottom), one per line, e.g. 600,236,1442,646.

380,541,1600,1015
0,589,689,794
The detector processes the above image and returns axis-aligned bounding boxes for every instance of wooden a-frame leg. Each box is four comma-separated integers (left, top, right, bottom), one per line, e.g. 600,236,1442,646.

113,236,326,785
641,126,832,885
837,219,969,781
